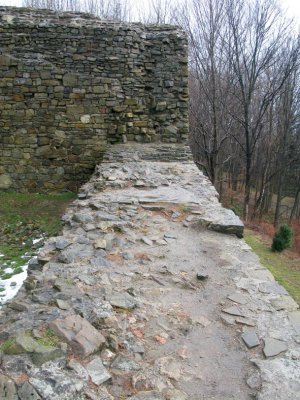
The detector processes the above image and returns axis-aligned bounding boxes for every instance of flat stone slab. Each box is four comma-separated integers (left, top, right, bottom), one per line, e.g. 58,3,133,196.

259,282,288,295
18,382,41,400
29,364,84,400
222,306,246,317
142,236,153,246
246,268,275,281
72,213,93,223
227,293,249,305
263,338,288,358
208,211,244,238
94,184,244,237
107,292,137,309
130,391,164,400
86,357,111,385
111,354,141,372
0,373,18,399
194,315,211,327
289,311,300,334
50,314,105,356
235,317,256,327
270,296,299,311
242,328,260,348
55,238,71,250
157,356,182,381
95,211,120,221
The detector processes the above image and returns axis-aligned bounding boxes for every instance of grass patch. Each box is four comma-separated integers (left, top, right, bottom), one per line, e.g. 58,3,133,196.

0,192,75,235
0,192,75,268
35,328,60,347
244,228,300,305
1,338,17,354
1,272,14,280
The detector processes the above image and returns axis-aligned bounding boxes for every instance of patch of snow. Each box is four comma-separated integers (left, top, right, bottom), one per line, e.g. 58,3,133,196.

0,263,28,306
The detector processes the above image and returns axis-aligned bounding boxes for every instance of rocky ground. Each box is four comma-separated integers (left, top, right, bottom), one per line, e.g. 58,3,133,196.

0,144,299,400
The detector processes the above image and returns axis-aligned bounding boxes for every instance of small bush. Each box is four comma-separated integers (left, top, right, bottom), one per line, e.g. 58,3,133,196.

272,224,293,252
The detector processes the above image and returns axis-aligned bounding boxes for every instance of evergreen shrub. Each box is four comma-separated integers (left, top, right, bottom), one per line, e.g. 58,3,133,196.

271,224,293,252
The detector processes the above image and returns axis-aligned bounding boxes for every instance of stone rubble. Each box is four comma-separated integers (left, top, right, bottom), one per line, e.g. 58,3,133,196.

0,144,299,399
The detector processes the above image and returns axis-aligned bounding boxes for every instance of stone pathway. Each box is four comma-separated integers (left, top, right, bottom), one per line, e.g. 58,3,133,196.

0,144,299,400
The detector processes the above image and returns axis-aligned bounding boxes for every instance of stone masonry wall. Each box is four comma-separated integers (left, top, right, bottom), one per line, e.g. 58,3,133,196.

0,7,189,191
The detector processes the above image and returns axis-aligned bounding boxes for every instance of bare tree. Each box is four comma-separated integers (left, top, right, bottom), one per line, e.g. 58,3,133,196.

136,0,176,24
83,0,131,20
225,0,299,219
23,0,131,20
176,0,234,194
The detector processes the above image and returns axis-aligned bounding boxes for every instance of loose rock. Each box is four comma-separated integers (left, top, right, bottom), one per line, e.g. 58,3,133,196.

86,357,112,385
50,314,105,356
263,338,288,358
241,329,260,349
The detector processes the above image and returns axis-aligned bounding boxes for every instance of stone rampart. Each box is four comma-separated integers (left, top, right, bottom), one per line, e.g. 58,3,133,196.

0,7,188,191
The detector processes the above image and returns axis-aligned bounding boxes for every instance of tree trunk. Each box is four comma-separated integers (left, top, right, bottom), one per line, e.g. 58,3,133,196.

273,176,283,228
243,153,251,221
290,186,300,223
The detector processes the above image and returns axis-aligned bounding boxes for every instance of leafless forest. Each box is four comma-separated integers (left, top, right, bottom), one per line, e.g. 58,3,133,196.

22,0,300,231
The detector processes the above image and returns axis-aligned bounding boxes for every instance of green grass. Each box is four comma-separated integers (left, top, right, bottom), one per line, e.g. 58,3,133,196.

244,229,300,305
35,328,59,347
0,192,75,234
0,338,18,354
0,192,75,269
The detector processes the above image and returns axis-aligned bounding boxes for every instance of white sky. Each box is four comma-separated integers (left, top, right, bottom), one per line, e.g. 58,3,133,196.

281,0,300,21
0,0,300,24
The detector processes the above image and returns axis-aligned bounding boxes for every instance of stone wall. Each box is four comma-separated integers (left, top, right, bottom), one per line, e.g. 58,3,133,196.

0,7,189,191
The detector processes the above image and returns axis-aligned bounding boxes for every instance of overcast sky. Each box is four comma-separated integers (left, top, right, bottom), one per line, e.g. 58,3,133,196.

0,0,300,24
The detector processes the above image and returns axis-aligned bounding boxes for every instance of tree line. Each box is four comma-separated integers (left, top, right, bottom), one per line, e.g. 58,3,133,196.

22,0,300,224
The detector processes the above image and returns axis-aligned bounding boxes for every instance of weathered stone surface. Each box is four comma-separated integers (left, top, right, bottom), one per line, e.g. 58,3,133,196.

29,363,85,400
164,389,188,400
8,301,28,312
142,237,153,246
72,213,94,224
94,239,107,250
110,354,141,371
31,346,64,366
18,382,42,400
193,315,211,327
56,299,70,310
2,332,63,366
86,357,111,385
289,311,300,334
157,356,182,381
241,329,260,349
222,306,245,317
207,210,244,237
0,8,189,192
246,371,262,390
254,358,300,400
1,143,299,400
57,243,94,264
50,315,105,356
263,338,288,358
67,359,89,381
0,174,12,189
270,296,299,312
259,282,288,295
55,238,72,250
107,292,137,309
227,293,248,305
130,392,164,400
0,373,18,399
